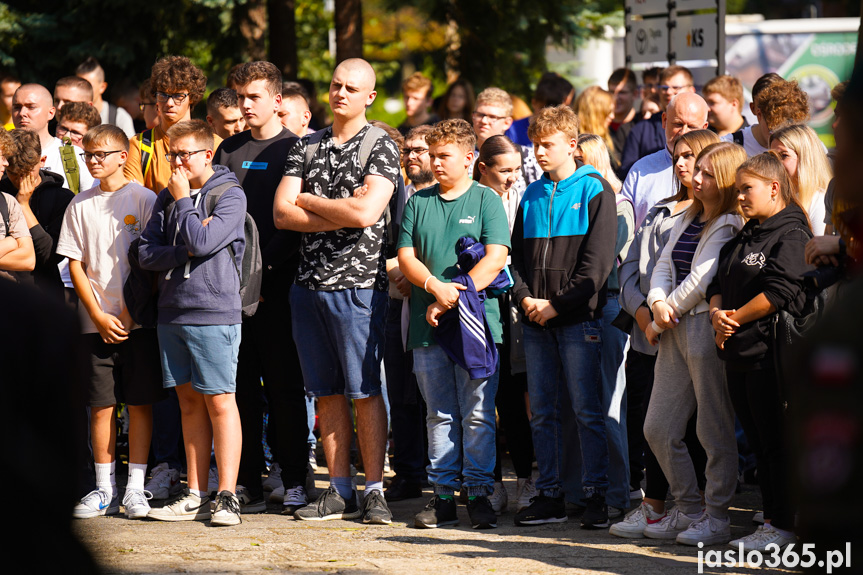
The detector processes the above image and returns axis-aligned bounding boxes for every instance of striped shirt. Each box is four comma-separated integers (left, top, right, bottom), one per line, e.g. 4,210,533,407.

672,219,706,286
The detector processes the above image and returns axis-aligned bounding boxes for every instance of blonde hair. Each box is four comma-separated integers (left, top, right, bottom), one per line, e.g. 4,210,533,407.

528,104,579,141
475,87,513,117
769,123,832,212
669,129,721,201
691,142,747,230
575,86,615,154
577,134,621,192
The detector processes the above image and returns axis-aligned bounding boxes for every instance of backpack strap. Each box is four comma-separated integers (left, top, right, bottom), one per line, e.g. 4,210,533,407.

358,125,387,168
302,129,328,178
732,129,745,147
58,138,80,194
107,102,117,126
0,194,10,237
204,182,244,280
137,129,154,181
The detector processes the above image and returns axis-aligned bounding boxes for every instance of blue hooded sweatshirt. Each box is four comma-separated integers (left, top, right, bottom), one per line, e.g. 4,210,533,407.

138,165,246,326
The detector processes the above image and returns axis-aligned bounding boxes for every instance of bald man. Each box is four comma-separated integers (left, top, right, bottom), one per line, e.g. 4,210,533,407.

621,92,709,227
274,58,401,525
12,83,94,193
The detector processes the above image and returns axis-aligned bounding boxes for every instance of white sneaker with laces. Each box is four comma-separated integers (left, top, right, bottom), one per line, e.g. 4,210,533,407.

676,513,731,546
610,502,666,538
147,491,211,521
516,476,537,512
123,489,153,519
263,463,282,493
729,524,796,551
73,489,119,519
211,491,242,526
489,482,508,514
144,462,181,500
643,507,701,540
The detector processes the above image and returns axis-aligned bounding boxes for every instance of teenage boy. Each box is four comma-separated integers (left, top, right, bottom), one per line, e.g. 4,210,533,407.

278,83,313,137
608,68,641,173
206,88,245,140
140,120,246,527
510,104,617,529
76,57,136,137
125,56,213,194
56,102,102,148
506,72,574,148
398,72,438,136
213,61,310,516
397,118,510,529
57,124,165,519
274,58,399,525
53,76,94,110
703,75,747,137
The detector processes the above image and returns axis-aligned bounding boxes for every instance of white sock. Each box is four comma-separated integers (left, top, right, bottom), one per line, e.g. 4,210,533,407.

128,463,148,491
191,489,207,498
95,461,116,495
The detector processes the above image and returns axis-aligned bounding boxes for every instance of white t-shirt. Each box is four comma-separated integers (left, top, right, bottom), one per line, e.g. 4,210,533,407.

101,101,136,138
56,181,156,334
808,189,827,236
42,137,96,191
721,125,768,157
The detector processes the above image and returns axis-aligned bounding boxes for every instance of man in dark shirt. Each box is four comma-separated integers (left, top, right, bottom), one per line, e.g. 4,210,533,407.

213,61,308,516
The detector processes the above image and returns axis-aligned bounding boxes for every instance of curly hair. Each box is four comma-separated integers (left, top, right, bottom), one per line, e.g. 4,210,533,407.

149,56,207,107
6,129,42,179
528,104,579,142
0,128,14,159
426,118,476,153
56,101,101,130
755,80,810,132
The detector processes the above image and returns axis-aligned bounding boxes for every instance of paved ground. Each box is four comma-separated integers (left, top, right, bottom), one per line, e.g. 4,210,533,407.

73,465,788,574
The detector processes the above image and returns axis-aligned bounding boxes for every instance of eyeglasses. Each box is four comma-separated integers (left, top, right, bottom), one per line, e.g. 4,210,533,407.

402,147,429,157
165,150,206,162
155,92,190,104
80,150,123,162
659,84,693,92
472,111,507,123
138,102,157,111
57,125,86,142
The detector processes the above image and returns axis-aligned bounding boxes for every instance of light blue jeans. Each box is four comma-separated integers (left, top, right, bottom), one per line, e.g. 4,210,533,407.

523,319,608,499
412,344,499,496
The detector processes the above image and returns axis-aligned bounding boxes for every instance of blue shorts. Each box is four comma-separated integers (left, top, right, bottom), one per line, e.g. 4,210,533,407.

290,285,386,399
156,324,241,395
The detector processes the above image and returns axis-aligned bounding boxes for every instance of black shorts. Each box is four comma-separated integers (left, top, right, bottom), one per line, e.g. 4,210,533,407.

85,328,167,407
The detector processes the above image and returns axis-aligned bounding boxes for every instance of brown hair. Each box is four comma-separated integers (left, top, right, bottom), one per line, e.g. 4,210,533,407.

82,124,130,153
669,129,721,200
608,68,638,91
478,134,521,168
691,142,747,228
0,130,12,158
575,86,614,153
660,65,694,84
437,78,475,122
231,61,282,97
165,119,214,151
426,118,476,153
528,104,579,141
56,101,101,130
54,76,94,102
369,120,404,152
405,124,434,143
703,75,743,106
150,56,207,107
755,80,810,132
6,129,41,179
737,151,803,216
402,72,433,99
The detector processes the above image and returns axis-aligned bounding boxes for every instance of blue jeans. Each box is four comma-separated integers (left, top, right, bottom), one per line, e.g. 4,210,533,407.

523,319,608,498
412,344,498,496
562,294,630,509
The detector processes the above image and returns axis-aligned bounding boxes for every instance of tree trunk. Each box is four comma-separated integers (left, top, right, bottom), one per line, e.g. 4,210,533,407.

237,0,268,61
269,0,298,79
335,0,363,63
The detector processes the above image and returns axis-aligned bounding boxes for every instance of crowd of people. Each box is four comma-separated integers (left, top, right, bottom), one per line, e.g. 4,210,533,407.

0,52,853,551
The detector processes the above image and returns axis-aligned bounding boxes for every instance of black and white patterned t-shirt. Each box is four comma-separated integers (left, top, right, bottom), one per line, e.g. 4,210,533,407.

282,124,401,291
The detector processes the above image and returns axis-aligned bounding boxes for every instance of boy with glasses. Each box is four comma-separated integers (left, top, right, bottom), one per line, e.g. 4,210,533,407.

140,120,247,526
56,102,101,147
56,125,164,519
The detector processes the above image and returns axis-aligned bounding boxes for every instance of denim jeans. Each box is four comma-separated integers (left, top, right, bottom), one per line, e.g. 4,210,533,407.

562,294,630,509
413,344,498,496
523,319,608,498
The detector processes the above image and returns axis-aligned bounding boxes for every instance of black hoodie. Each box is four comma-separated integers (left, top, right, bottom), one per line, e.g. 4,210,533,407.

707,203,814,370
0,170,74,293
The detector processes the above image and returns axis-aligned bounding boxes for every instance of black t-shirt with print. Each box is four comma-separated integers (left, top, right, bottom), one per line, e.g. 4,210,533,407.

282,123,401,291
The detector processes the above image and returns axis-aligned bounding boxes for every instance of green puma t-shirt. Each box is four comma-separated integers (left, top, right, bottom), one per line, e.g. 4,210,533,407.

397,181,511,351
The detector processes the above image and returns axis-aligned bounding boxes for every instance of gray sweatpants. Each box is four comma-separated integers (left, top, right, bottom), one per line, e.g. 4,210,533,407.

643,312,738,519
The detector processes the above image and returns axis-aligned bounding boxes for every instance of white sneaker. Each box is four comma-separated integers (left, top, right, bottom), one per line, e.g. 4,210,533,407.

148,492,211,522
516,476,537,512
677,513,731,546
752,511,765,524
73,489,119,519
123,489,153,519
236,485,267,513
144,462,181,500
630,487,645,501
729,524,796,551
643,507,701,540
308,446,318,471
610,502,667,539
281,484,309,515
489,482,508,515
263,463,282,493
207,466,219,498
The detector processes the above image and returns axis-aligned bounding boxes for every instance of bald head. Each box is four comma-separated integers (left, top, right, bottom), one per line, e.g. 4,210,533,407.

329,58,378,124
663,92,709,151
334,58,376,91
16,84,52,107
12,84,55,137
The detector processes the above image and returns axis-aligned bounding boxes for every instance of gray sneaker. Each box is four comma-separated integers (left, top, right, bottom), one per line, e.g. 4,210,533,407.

294,486,360,521
236,485,267,514
361,490,392,525
123,489,153,519
148,491,211,522
211,491,242,526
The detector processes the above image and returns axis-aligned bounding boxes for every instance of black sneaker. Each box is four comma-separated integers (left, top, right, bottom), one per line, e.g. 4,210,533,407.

294,486,361,521
580,493,609,529
384,475,423,502
513,494,567,526
361,490,393,524
467,496,497,529
414,495,459,528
